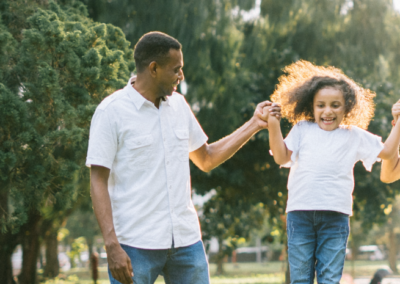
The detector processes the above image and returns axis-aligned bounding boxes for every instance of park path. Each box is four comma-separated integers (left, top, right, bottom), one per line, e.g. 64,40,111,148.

354,277,400,284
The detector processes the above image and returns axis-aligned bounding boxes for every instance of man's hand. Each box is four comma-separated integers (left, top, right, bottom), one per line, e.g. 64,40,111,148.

254,101,281,129
107,243,134,284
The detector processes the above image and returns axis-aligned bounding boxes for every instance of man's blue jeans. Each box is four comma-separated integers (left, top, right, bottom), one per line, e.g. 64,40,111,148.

287,211,350,284
109,240,210,284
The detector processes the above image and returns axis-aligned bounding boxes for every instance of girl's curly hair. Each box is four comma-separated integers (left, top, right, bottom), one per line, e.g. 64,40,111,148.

271,60,376,129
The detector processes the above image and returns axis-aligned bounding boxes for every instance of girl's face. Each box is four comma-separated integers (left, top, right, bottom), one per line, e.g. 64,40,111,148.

313,87,345,131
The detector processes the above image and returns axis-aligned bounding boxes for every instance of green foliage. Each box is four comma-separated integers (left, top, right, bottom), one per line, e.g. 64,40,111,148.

0,0,134,279
67,237,87,268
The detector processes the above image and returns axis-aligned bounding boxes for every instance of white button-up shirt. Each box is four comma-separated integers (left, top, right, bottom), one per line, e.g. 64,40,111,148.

86,78,208,249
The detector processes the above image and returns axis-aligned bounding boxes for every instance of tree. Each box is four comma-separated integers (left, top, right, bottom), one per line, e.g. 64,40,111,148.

0,1,134,283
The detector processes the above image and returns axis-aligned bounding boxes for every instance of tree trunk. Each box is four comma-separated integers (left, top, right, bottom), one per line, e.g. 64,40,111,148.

44,229,59,279
19,212,41,284
0,188,19,284
215,238,225,275
0,241,16,284
285,242,290,284
350,231,357,278
388,221,398,273
282,215,290,284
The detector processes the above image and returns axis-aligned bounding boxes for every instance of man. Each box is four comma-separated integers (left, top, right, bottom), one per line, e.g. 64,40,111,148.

86,31,279,284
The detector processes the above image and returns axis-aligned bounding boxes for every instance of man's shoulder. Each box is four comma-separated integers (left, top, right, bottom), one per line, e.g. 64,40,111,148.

168,92,189,109
169,91,186,102
97,88,128,111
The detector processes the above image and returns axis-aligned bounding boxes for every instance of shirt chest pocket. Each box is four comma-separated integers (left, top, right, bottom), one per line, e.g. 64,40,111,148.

125,134,154,170
174,129,189,162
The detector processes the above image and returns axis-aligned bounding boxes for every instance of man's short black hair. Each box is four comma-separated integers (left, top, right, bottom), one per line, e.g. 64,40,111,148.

134,31,182,73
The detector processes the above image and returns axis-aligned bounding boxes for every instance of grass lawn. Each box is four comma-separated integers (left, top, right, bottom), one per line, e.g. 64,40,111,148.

42,260,393,284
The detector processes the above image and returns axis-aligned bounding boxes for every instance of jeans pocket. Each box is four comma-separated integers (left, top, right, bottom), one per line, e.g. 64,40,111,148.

287,219,294,243
339,223,350,249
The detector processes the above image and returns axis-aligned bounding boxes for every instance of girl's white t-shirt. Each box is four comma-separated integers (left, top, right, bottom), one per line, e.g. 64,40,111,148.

282,121,384,215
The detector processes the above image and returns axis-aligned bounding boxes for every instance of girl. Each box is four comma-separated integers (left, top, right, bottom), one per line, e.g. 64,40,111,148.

262,60,400,284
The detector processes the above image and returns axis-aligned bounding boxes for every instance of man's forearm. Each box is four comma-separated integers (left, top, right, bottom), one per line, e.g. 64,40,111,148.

380,121,400,183
90,166,133,283
380,121,400,160
202,117,262,171
90,167,119,248
381,155,400,183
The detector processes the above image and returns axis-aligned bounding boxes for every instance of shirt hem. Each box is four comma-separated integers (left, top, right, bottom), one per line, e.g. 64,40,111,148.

85,158,112,169
286,207,352,216
189,136,208,153
362,143,384,172
118,237,202,250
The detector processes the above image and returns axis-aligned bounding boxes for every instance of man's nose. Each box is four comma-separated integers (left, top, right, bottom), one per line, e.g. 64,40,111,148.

178,70,184,82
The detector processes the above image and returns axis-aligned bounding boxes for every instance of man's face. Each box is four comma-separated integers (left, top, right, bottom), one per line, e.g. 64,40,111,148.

156,49,184,98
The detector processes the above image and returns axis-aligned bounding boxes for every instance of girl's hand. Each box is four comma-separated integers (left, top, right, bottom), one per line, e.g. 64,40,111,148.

392,99,400,125
270,103,281,121
263,104,281,124
254,101,281,130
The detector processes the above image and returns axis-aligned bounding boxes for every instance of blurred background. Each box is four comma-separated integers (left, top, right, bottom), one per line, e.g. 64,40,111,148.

1,0,400,283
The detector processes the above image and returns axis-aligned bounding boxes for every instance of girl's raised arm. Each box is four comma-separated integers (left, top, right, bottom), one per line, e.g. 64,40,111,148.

263,105,293,165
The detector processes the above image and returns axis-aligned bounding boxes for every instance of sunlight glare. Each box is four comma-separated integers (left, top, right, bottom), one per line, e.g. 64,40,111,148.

394,0,400,12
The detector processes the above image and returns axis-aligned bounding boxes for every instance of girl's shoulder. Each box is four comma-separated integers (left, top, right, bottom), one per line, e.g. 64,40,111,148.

346,124,382,140
292,120,318,132
294,120,314,128
344,125,368,135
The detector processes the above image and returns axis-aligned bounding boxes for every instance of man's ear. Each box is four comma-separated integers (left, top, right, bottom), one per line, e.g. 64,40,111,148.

149,61,158,78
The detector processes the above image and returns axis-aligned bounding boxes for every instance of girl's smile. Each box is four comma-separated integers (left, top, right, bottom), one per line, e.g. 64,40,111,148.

313,87,345,131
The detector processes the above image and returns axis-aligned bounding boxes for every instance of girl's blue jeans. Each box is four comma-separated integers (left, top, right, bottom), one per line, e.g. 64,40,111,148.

108,240,210,284
287,211,350,284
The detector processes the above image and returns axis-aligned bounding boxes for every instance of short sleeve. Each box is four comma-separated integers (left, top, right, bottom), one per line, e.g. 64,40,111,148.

354,127,384,171
85,108,118,169
186,101,208,152
279,122,303,168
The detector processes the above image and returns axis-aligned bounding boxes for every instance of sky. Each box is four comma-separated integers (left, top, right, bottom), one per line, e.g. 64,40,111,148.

240,0,400,21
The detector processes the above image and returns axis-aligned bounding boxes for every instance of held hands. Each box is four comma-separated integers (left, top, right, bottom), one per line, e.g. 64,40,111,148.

107,244,134,284
254,101,281,129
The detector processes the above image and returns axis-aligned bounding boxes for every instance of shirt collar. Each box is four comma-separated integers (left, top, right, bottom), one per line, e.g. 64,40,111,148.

126,77,146,110
163,94,178,111
126,77,178,111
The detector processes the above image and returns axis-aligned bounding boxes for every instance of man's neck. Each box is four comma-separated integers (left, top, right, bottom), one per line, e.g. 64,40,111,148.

132,75,162,108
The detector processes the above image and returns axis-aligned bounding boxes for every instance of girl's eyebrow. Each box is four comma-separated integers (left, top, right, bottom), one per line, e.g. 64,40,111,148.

315,100,342,103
